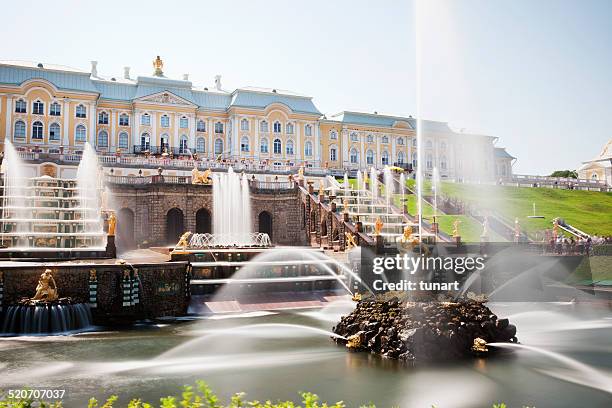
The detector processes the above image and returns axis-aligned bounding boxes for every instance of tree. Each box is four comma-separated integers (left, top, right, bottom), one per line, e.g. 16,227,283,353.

550,170,577,178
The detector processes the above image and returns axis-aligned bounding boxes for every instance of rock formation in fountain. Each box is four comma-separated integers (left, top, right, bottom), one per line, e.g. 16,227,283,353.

333,295,518,361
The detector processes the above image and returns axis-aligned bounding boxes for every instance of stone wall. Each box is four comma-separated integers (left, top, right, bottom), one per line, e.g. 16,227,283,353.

0,262,189,324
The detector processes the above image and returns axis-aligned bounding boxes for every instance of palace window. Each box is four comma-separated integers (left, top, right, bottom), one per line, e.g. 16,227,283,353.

304,141,313,156
350,132,358,142
397,137,404,146
260,138,269,153
397,151,405,164
14,120,26,139
330,147,337,161
97,130,109,148
196,137,205,153
118,132,129,149
273,138,282,154
215,122,224,134
382,151,389,165
119,113,129,126
330,130,338,140
214,138,223,155
426,140,433,149
286,123,294,134
440,155,447,170
50,102,61,116
98,111,109,125
141,133,151,150
241,136,250,152
366,150,374,165
197,120,206,132
286,140,294,155
49,123,61,141
76,125,87,143
33,100,44,115
305,124,312,136
350,148,359,164
412,153,417,167
382,135,389,144
179,135,188,154
426,154,433,169
161,115,170,128
273,121,282,133
76,104,87,118
32,121,43,139
241,118,249,131
440,142,446,151
180,116,188,129
141,113,151,126
367,134,374,143
160,134,169,150
15,99,26,113
260,120,268,133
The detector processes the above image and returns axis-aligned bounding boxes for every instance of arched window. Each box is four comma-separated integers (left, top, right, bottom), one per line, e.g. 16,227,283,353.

367,134,374,143
330,146,337,161
97,130,109,148
273,121,282,133
440,142,446,151
241,118,249,131
412,152,417,167
305,124,312,136
179,116,188,128
426,153,433,169
76,125,87,143
286,123,294,134
161,114,170,128
286,140,294,155
118,132,129,149
426,140,433,149
141,132,151,150
195,137,205,153
350,148,359,164
304,141,313,156
49,123,60,141
15,99,26,113
382,135,389,144
440,155,447,170
330,130,338,140
119,113,129,126
241,136,250,152
160,134,169,150
197,120,206,132
98,111,109,125
50,102,61,116
214,138,223,154
76,104,86,118
179,135,189,154
273,138,282,154
260,120,268,133
14,120,26,139
32,121,43,139
397,137,404,146
214,122,224,133
381,151,389,165
366,150,374,165
32,100,44,115
397,151,405,164
260,138,269,153
350,132,358,142
141,112,151,125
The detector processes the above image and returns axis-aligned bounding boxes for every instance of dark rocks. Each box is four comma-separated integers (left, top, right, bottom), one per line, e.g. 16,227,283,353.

333,297,519,361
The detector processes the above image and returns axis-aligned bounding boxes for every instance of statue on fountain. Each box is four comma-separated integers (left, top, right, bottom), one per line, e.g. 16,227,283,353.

172,231,192,254
345,231,358,250
452,219,462,238
191,167,212,185
374,217,384,236
481,216,489,239
108,212,117,236
30,269,58,303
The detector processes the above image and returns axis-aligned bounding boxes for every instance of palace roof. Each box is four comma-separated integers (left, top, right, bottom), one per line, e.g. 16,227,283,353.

494,147,516,159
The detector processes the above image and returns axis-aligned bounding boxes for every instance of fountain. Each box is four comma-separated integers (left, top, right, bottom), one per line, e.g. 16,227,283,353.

212,167,252,246
383,165,394,207
370,167,378,198
0,141,108,257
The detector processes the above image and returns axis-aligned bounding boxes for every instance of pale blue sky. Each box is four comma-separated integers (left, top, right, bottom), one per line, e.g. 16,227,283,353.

2,0,610,174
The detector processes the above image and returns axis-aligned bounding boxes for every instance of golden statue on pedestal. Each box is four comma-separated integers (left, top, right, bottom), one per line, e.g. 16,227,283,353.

374,217,384,236
153,55,164,76
345,231,358,250
30,269,58,302
108,212,117,236
452,219,462,238
172,231,192,253
191,167,212,184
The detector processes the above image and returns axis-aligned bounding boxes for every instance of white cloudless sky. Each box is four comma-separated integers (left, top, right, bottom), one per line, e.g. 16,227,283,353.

1,0,610,174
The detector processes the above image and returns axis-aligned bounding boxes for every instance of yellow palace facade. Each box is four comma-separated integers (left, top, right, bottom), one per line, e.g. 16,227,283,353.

0,58,514,181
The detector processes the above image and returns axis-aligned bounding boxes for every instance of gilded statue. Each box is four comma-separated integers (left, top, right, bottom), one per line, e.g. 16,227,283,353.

552,218,559,239
30,269,58,302
452,219,462,237
402,225,413,243
89,269,97,281
318,181,325,197
374,217,384,236
345,231,357,250
295,166,305,181
153,55,164,76
191,167,212,184
173,231,192,253
108,212,117,236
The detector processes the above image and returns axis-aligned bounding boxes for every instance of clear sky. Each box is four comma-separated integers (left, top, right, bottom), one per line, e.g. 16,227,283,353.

1,0,610,175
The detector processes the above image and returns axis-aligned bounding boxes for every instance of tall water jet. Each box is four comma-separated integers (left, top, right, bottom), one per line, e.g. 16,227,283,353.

357,171,363,193
76,143,104,238
432,166,440,217
1,140,30,247
370,167,378,199
399,172,406,213
344,172,349,196
383,166,394,207
212,167,252,246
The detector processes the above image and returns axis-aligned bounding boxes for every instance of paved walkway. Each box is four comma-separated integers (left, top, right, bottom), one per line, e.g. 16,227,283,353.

196,292,351,313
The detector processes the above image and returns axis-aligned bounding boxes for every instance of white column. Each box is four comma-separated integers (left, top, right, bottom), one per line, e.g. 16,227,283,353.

62,100,70,146
341,128,349,167
296,121,302,161
5,96,12,140
89,103,96,144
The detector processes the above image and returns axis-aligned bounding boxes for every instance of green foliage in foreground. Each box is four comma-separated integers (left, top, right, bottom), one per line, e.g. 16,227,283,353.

0,382,534,408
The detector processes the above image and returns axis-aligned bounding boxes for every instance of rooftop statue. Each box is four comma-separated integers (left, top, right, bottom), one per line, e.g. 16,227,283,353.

30,269,58,303
153,55,164,76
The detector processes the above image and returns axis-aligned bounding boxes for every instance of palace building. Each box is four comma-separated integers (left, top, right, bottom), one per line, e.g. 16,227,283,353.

0,57,515,181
